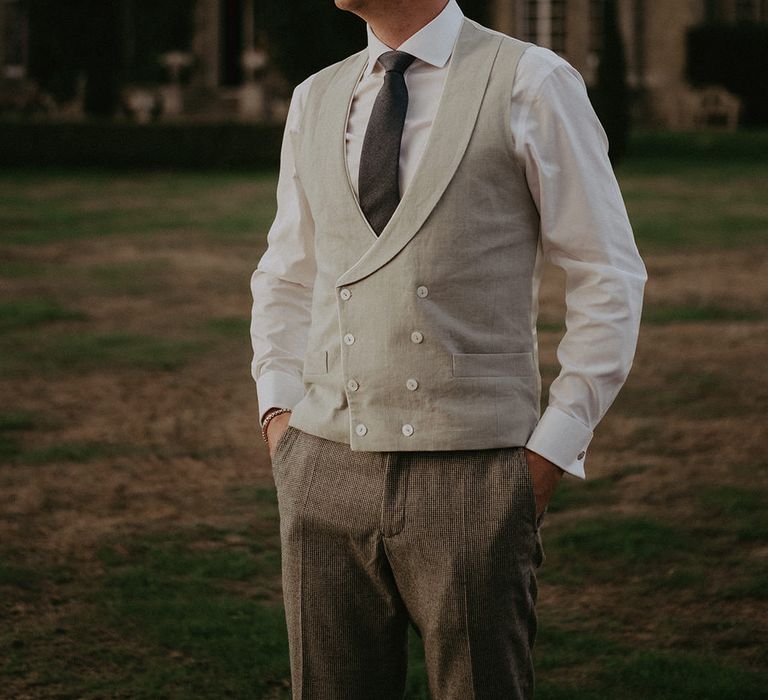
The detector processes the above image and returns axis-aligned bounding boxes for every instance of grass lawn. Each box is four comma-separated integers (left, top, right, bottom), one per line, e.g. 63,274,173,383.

1,132,767,698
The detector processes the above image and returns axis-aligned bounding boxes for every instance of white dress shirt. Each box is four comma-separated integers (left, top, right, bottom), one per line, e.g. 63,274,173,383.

250,0,648,479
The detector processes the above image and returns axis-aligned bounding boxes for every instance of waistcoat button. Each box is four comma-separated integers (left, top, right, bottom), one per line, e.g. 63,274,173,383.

416,285,428,298
356,423,368,436
401,423,414,436
347,379,359,391
340,288,351,300
410,330,423,344
406,378,418,390
344,333,355,345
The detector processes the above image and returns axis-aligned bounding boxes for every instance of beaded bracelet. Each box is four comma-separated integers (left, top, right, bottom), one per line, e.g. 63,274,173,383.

261,407,292,446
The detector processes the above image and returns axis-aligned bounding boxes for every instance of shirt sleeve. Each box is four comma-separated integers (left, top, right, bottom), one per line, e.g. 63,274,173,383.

513,53,648,479
250,76,317,426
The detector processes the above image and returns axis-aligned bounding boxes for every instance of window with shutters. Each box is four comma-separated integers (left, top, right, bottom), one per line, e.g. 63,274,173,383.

520,0,568,55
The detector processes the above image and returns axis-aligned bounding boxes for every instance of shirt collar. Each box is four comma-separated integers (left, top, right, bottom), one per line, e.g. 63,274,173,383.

364,0,464,76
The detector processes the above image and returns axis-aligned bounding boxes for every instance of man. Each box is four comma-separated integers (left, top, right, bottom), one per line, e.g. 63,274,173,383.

250,0,647,697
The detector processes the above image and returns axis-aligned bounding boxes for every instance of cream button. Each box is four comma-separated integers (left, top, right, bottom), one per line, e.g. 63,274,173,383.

402,423,414,437
344,333,355,345
340,288,351,300
577,451,586,460
410,330,424,344
355,423,368,436
416,285,429,298
406,378,419,391
347,379,359,391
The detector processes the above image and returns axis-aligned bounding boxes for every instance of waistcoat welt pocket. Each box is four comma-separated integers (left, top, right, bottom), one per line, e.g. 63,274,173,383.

303,350,328,376
452,351,534,377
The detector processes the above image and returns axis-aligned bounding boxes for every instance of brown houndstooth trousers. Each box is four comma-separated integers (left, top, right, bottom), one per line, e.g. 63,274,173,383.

270,424,548,700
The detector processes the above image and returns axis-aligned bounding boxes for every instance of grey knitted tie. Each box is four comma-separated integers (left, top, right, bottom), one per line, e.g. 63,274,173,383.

358,50,417,236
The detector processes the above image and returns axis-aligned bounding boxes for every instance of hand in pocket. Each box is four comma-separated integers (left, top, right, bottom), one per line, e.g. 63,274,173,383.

267,412,293,459
523,447,564,519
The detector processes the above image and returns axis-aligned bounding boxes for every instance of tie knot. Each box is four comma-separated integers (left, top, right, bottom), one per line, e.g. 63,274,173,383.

378,50,416,75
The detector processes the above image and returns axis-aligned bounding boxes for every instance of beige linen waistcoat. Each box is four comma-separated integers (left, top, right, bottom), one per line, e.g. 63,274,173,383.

287,19,541,451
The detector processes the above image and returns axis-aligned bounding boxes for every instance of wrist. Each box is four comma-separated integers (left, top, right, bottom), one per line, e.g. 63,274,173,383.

261,407,292,445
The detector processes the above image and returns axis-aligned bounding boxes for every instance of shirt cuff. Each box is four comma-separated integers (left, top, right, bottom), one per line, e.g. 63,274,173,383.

256,370,306,426
525,405,593,480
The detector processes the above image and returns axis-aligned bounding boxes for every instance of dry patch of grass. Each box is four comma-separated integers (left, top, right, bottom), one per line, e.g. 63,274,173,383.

1,164,766,698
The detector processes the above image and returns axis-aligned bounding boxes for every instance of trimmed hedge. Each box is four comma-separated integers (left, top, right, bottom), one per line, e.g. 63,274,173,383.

2,121,767,170
626,128,768,162
0,120,285,169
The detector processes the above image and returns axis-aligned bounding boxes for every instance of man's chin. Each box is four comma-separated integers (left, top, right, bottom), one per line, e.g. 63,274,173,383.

335,0,367,13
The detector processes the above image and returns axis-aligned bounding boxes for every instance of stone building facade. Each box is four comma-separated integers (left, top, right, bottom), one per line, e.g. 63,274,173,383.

1,0,764,124
0,0,286,120
492,0,764,127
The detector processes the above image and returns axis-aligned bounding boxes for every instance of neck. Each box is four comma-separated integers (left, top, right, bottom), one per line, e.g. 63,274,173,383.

365,0,449,48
